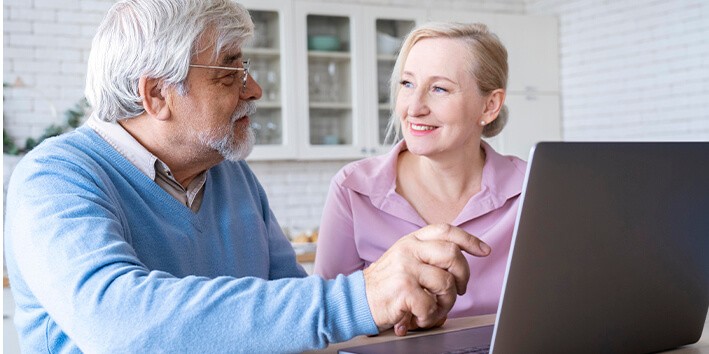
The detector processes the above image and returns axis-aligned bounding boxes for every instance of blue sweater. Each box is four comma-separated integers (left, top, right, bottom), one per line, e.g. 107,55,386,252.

4,126,377,353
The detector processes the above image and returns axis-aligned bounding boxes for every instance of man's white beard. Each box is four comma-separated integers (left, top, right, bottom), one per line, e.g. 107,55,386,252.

200,101,257,161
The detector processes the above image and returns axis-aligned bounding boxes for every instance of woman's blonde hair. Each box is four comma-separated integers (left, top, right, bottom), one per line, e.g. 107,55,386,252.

385,22,509,143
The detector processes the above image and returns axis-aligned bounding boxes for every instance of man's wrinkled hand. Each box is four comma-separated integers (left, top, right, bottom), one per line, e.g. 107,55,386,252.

362,223,491,335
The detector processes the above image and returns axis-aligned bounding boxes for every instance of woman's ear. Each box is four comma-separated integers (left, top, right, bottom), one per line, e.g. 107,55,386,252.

482,89,506,124
138,76,171,121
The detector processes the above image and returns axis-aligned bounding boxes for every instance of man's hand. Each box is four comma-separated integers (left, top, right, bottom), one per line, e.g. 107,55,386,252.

362,224,491,335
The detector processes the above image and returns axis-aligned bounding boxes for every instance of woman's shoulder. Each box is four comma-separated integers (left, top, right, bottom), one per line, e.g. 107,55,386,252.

484,143,527,174
504,154,528,175
334,153,390,183
330,147,400,198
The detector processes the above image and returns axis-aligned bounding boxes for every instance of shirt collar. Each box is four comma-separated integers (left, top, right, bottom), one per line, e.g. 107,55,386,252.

340,141,403,207
340,139,527,224
87,113,159,180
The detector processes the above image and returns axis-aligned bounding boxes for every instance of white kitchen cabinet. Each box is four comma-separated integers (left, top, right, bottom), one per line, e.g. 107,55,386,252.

242,2,560,161
291,3,426,159
293,2,361,159
241,0,299,160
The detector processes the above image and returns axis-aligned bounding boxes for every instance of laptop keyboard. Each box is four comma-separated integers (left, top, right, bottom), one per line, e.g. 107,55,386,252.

442,344,490,354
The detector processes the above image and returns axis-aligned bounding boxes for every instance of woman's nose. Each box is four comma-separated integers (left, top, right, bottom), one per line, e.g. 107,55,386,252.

405,89,430,117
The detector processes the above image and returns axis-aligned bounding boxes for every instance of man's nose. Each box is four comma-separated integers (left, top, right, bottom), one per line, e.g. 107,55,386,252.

241,75,262,101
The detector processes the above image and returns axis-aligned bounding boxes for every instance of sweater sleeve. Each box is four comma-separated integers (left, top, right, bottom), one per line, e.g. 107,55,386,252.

4,149,377,353
313,169,366,279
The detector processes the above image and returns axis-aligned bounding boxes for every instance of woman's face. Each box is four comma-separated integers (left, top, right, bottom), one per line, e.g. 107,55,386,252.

396,37,487,158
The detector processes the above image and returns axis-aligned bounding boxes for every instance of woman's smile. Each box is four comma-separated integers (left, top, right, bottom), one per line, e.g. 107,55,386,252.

409,122,439,135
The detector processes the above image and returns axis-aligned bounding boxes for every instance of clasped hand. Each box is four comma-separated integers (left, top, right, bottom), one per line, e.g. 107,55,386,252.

363,224,491,336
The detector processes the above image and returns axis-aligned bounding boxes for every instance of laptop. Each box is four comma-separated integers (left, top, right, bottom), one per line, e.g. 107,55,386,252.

341,142,709,354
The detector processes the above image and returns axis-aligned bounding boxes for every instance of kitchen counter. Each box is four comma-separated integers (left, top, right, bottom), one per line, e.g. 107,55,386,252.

296,252,316,263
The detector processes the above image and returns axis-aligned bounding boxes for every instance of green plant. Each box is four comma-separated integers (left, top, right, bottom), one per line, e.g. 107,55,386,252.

3,97,90,155
4,129,20,155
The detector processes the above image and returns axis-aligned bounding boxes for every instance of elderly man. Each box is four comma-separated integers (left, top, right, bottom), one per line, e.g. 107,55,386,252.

4,0,491,352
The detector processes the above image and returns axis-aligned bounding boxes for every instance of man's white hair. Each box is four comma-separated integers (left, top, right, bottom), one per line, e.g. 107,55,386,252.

85,0,253,122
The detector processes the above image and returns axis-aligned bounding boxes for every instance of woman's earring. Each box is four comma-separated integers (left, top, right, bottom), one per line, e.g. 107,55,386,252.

479,120,487,126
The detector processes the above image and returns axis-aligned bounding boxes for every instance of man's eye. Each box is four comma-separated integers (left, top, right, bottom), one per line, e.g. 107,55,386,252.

220,73,237,86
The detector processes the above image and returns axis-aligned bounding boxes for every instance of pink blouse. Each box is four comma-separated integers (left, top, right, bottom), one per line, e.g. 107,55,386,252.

314,141,527,317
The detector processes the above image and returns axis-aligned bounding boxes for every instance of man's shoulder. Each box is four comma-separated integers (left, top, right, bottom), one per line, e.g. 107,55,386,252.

11,127,115,184
23,126,101,160
19,128,72,159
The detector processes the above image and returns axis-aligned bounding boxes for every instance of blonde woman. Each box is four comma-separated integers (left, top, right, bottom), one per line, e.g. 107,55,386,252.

315,22,526,318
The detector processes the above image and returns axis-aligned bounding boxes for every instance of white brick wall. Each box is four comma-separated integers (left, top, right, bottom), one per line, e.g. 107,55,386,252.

3,0,108,141
527,0,709,141
2,0,526,231
248,159,351,231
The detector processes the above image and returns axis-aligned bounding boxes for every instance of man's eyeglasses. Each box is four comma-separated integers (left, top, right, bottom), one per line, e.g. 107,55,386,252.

189,59,250,90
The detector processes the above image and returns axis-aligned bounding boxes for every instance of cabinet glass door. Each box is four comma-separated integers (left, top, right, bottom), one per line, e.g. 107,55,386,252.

244,10,283,146
306,15,353,147
375,19,415,145
242,0,298,160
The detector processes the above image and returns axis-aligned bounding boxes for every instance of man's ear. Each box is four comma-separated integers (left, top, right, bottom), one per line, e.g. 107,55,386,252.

138,76,171,121
482,88,506,124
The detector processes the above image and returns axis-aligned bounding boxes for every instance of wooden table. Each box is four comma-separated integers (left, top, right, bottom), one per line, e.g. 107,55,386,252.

306,314,709,354
296,252,315,263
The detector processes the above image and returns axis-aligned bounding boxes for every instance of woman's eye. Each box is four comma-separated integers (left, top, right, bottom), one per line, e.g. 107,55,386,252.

432,86,448,93
399,80,413,89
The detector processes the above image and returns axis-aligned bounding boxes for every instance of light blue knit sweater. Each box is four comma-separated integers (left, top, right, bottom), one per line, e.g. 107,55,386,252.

4,126,377,353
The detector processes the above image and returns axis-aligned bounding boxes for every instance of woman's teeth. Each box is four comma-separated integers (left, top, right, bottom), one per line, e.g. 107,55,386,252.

411,123,436,131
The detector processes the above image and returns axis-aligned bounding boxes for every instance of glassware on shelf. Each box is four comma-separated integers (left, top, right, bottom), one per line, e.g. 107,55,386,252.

307,35,341,51
326,61,339,102
265,68,279,102
250,113,282,145
309,109,348,145
308,69,319,102
249,60,280,104
306,15,348,51
309,61,327,102
377,61,393,103
250,11,275,48
305,14,353,148
249,61,265,89
265,120,279,144
252,24,269,48
251,121,263,144
376,32,402,55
